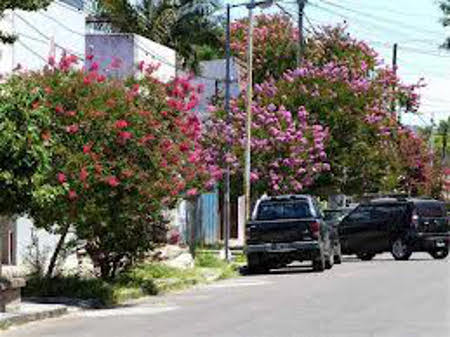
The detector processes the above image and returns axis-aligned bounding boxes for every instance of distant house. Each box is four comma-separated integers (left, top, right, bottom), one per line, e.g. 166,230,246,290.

0,0,86,272
85,33,176,82
192,58,243,120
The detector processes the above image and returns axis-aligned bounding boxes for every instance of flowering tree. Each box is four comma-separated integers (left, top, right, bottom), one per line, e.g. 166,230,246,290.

230,14,298,83
203,102,329,197
216,16,429,197
0,56,214,278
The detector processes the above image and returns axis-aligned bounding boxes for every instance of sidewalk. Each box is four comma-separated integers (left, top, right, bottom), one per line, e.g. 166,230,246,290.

0,302,69,329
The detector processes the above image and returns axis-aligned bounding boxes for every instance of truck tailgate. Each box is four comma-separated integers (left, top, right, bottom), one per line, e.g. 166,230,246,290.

247,218,316,244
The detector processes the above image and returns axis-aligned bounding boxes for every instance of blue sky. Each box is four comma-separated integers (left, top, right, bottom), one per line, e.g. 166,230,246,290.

229,0,450,126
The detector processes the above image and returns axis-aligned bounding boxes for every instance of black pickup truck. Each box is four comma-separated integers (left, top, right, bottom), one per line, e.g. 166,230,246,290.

245,195,334,273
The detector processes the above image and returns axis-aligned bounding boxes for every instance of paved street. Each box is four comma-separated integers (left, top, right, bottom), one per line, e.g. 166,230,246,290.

4,253,450,337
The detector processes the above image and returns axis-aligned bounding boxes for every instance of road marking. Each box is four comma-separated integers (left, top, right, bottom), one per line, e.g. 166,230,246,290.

73,306,178,318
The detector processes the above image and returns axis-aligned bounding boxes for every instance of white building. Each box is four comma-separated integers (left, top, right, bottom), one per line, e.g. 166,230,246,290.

0,0,86,273
85,33,176,82
0,0,85,76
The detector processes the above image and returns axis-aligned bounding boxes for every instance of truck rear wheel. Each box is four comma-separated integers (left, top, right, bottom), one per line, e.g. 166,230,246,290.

312,252,325,272
429,249,449,260
247,253,269,274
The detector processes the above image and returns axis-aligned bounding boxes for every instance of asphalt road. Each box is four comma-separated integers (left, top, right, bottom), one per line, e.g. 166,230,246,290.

5,253,450,337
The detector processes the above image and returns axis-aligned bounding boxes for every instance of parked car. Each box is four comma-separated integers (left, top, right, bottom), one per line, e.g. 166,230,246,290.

338,197,450,261
324,208,354,264
245,194,335,273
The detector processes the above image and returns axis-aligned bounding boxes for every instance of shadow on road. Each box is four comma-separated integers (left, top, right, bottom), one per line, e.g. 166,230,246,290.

342,256,434,263
239,264,317,277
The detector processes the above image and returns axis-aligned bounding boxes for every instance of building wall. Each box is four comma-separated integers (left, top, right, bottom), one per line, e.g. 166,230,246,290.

0,0,85,75
85,34,176,82
134,35,176,83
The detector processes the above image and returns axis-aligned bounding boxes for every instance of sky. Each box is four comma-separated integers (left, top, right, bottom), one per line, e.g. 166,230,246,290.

229,0,450,126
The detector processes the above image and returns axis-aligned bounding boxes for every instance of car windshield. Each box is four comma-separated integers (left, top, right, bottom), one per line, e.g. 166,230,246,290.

415,202,446,218
256,200,312,220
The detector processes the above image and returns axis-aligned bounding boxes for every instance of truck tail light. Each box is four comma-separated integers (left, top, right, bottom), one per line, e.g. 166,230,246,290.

412,213,419,229
309,221,320,239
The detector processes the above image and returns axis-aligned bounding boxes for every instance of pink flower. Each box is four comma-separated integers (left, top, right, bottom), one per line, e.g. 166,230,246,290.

118,131,133,140
89,62,99,71
55,105,64,114
66,110,77,117
66,124,79,134
97,74,106,83
57,172,66,184
107,176,120,187
115,120,129,129
138,60,145,72
68,190,77,200
86,54,94,61
187,188,198,196
79,167,88,181
83,144,92,154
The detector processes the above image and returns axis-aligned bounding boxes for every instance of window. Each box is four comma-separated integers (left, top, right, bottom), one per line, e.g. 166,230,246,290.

346,205,372,223
415,202,446,218
257,201,312,220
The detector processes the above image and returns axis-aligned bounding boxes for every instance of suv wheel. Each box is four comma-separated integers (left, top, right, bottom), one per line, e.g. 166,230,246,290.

429,249,449,260
325,253,334,269
334,244,343,264
391,238,412,261
312,252,325,272
247,253,268,274
357,252,375,261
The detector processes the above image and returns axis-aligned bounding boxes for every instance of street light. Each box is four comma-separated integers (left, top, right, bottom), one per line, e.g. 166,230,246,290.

223,0,273,261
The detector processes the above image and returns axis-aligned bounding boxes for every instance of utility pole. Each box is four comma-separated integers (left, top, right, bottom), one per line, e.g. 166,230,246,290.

244,0,256,222
297,0,307,66
224,3,231,262
392,43,398,75
392,43,399,122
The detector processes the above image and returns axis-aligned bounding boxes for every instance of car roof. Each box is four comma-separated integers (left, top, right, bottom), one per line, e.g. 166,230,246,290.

260,194,312,201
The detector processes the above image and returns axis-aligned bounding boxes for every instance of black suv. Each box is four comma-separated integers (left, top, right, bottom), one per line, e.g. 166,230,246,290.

245,195,336,273
339,198,450,261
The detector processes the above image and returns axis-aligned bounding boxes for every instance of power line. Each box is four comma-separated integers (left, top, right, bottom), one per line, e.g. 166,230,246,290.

136,43,238,82
317,0,446,39
275,3,314,35
15,40,48,63
337,0,443,21
37,11,85,37
14,13,85,60
307,1,442,43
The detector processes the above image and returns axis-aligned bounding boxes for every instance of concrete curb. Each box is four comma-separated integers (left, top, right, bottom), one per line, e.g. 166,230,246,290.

0,305,68,330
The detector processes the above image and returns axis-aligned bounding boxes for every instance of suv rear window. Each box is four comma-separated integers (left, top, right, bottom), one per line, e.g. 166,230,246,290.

415,202,446,217
257,201,312,220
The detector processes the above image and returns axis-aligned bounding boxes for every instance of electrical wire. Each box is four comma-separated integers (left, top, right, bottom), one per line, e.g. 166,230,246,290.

37,11,85,37
15,39,48,63
14,14,85,60
135,43,239,82
317,0,446,39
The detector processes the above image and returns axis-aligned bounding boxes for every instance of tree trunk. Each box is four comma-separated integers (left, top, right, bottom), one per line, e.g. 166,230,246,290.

46,224,70,279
